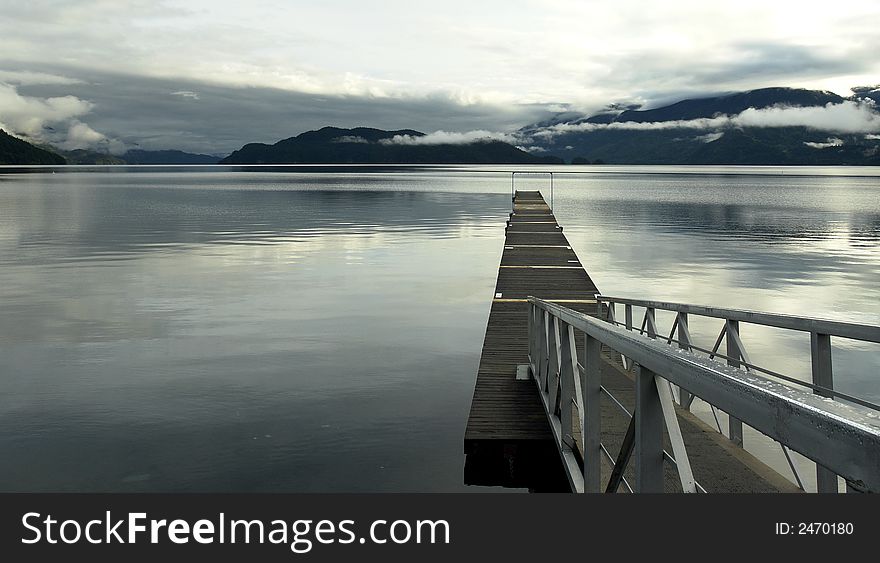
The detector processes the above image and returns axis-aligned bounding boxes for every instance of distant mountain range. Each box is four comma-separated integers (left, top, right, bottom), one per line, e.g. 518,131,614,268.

220,127,562,164
56,148,221,165
3,86,880,166
120,150,220,164
521,86,880,165
0,134,221,165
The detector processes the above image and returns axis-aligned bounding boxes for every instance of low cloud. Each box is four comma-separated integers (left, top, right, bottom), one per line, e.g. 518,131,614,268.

331,135,369,143
0,82,124,153
380,129,521,146
64,121,105,146
0,82,94,138
534,100,880,139
695,132,724,143
734,101,879,131
0,70,83,86
803,137,844,149
170,90,200,100
533,116,730,137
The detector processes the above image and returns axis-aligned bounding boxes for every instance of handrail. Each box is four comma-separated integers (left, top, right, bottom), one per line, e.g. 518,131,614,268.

595,293,880,492
596,295,880,343
528,296,880,493
511,171,554,212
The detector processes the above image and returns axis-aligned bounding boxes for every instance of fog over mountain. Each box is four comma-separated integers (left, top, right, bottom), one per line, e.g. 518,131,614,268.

513,87,880,164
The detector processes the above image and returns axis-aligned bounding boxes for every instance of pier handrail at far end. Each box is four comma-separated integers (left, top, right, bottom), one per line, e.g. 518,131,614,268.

527,296,880,494
511,171,554,212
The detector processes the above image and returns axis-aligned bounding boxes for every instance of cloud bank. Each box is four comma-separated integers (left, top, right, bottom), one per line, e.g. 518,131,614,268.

0,82,124,153
533,100,880,139
170,90,200,100
4,66,555,154
803,137,844,149
380,130,520,146
0,70,83,86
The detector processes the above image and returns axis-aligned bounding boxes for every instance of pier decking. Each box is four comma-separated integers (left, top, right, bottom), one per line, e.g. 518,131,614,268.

464,191,598,447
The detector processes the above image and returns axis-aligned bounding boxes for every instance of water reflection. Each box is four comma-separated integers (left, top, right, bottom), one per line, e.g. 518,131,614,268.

1,167,879,492
0,172,511,491
0,177,505,264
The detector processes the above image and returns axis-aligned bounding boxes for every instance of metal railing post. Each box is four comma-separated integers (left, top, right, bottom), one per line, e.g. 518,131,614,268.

635,364,665,492
678,313,692,408
510,172,515,211
528,303,536,374
625,304,633,331
583,333,602,492
811,332,838,493
646,307,656,338
559,321,575,425
548,317,562,411
539,310,550,390
725,319,744,447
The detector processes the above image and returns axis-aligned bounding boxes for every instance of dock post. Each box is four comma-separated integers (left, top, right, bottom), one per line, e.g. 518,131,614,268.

811,332,838,493
635,365,664,492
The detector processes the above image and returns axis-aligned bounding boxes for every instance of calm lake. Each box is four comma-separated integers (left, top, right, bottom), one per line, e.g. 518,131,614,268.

1,165,878,492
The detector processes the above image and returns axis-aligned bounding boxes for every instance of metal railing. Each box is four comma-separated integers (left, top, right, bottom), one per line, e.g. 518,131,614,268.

595,295,880,492
527,297,880,493
511,171,554,211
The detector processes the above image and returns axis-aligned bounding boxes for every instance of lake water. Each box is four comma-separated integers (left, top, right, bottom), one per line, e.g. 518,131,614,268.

1,165,878,492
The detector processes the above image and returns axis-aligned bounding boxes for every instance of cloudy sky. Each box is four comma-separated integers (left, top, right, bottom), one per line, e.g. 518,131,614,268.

1,0,878,154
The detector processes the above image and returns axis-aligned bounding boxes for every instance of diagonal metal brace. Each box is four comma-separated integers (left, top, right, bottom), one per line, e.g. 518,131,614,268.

606,416,635,493
655,375,697,493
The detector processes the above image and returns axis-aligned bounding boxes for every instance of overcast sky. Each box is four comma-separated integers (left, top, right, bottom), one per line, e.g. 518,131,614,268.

1,0,878,154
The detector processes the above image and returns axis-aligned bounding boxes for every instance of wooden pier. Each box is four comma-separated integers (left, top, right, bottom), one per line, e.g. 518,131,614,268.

463,192,597,488
463,190,815,492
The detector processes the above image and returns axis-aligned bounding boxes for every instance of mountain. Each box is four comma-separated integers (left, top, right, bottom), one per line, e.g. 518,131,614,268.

852,85,880,104
122,149,221,164
595,87,843,124
57,149,126,165
522,87,880,165
221,126,563,164
0,129,66,165
58,148,220,164
22,146,222,165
